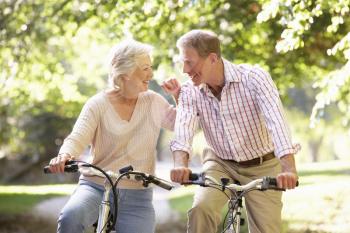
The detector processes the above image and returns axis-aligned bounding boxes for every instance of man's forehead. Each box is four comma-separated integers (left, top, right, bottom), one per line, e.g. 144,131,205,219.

179,47,198,61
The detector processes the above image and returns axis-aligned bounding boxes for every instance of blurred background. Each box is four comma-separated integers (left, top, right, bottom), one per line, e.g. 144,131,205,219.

0,0,349,232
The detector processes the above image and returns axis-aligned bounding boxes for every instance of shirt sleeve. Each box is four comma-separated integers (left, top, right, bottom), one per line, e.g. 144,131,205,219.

58,96,100,158
250,66,301,158
170,82,199,159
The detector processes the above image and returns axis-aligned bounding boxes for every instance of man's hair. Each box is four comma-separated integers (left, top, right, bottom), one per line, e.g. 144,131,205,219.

108,40,152,88
176,29,221,58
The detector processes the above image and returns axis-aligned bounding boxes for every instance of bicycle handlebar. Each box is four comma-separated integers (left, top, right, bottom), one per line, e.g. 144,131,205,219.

43,160,78,173
43,161,174,191
184,172,299,192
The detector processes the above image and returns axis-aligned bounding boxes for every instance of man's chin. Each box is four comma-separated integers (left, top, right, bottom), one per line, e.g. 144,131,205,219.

190,79,201,86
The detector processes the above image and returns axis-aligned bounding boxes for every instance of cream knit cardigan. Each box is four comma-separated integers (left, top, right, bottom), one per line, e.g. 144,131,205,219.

59,90,176,188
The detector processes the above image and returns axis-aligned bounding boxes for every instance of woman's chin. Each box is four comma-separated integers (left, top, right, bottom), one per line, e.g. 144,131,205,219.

136,88,148,95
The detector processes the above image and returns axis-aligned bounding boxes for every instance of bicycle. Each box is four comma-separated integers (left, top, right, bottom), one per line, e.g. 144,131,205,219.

43,160,174,233
183,173,298,233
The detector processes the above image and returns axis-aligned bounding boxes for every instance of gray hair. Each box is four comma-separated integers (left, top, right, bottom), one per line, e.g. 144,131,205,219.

108,40,153,88
176,29,221,58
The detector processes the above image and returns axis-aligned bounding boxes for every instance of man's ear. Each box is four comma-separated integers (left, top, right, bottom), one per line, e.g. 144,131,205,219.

209,53,219,64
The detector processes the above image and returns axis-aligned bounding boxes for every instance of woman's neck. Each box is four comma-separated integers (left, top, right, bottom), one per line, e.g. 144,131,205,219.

107,88,138,105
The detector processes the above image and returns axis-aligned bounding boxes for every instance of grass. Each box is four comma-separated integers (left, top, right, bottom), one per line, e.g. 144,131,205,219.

0,184,75,214
168,159,350,233
0,160,349,232
0,193,60,214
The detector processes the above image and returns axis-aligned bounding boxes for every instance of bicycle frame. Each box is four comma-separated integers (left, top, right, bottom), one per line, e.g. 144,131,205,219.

226,195,242,233
89,166,175,233
185,174,288,233
97,180,113,233
44,161,174,233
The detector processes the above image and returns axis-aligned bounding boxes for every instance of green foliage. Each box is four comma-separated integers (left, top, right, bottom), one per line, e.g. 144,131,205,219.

257,0,350,128
1,0,349,160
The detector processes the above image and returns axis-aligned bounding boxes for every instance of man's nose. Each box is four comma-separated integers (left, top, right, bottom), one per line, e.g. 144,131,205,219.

182,64,191,74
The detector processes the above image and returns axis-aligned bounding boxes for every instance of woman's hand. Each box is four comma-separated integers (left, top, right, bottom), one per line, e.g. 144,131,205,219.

161,78,181,104
48,153,74,173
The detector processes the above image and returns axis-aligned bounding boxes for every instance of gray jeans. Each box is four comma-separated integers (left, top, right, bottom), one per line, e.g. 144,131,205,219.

57,179,155,233
188,148,283,233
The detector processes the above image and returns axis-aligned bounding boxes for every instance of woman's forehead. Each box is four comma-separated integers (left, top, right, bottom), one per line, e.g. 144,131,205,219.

136,54,152,66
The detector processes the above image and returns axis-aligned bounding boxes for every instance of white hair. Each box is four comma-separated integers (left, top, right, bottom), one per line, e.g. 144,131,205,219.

108,40,153,88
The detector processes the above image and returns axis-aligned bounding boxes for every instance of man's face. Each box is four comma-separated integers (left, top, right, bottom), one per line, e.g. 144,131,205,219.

180,47,209,86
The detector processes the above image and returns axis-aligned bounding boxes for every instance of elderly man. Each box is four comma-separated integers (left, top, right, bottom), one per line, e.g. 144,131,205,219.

168,29,299,233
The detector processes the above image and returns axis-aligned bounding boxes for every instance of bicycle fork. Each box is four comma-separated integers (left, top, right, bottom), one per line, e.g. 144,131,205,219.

227,197,244,233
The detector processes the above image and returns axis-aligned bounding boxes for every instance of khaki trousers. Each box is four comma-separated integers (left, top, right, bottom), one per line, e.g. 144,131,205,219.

187,148,282,233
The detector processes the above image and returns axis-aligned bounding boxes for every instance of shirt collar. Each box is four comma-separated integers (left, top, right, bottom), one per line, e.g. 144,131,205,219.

199,58,241,94
223,59,241,83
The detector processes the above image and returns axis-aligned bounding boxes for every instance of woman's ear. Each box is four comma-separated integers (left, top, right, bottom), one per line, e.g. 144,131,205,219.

120,75,130,81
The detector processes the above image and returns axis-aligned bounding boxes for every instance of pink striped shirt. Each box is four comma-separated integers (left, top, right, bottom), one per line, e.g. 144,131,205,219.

170,59,300,161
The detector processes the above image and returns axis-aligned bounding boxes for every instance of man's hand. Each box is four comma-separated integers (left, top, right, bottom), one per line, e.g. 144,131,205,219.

171,150,191,183
161,78,181,104
277,154,298,189
170,167,192,183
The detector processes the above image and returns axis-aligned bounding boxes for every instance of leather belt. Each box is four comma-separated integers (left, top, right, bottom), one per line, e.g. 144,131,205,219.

233,152,275,167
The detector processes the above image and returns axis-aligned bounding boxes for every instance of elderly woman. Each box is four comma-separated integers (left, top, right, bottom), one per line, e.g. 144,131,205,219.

48,40,179,233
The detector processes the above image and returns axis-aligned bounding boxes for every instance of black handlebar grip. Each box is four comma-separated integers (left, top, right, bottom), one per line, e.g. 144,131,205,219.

43,166,51,174
263,177,299,192
268,177,299,187
262,177,285,191
189,173,199,181
43,160,79,174
149,175,174,190
268,177,277,186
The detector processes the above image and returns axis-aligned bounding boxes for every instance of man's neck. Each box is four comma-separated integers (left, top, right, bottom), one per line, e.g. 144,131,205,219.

207,59,225,96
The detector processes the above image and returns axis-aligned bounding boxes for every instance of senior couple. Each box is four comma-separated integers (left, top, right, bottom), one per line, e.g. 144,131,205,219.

48,29,299,233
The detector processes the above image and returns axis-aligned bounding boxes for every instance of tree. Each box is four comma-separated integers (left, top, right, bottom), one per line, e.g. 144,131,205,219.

1,0,349,160
257,0,350,129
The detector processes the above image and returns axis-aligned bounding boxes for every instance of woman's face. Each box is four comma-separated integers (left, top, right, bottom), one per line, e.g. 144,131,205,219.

127,55,153,94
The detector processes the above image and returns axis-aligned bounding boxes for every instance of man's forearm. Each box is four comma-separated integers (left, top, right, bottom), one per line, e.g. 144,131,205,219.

173,150,189,167
280,154,297,174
